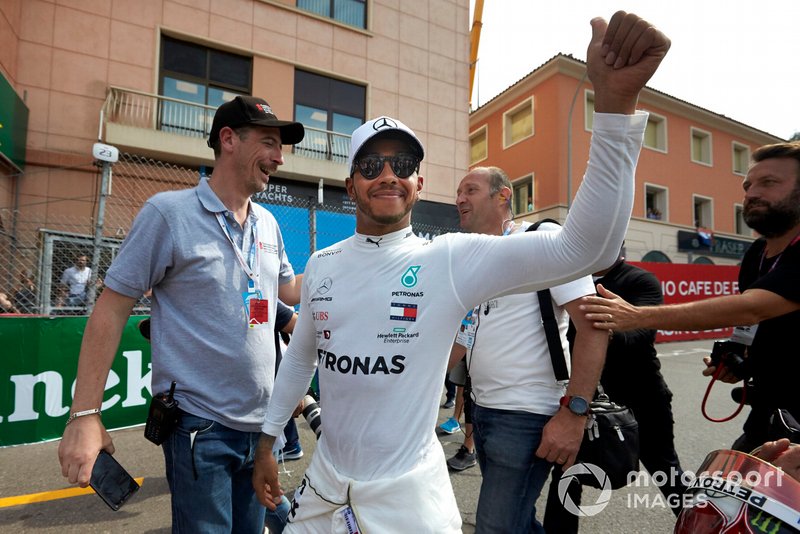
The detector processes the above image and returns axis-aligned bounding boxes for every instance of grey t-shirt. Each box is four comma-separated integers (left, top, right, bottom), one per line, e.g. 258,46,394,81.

105,178,294,432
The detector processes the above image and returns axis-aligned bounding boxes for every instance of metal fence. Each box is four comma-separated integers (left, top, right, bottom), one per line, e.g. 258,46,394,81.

1,152,457,317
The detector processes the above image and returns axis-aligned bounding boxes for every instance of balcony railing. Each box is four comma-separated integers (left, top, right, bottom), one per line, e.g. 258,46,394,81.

293,125,349,164
101,87,351,163
102,87,215,139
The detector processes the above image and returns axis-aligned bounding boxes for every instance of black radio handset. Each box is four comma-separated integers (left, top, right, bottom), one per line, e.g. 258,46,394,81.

144,381,179,445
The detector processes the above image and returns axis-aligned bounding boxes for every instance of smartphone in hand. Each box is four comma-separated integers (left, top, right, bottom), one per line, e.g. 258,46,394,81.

89,450,140,511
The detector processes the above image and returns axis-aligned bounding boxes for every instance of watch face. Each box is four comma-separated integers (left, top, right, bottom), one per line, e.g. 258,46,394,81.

569,396,589,415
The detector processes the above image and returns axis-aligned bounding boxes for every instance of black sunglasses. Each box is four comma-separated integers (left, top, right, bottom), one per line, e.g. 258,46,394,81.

351,154,420,180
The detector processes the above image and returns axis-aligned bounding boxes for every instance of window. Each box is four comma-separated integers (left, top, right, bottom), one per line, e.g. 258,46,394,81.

298,0,366,29
693,195,713,228
693,256,714,265
644,184,667,220
294,70,365,163
641,250,672,263
512,175,533,216
644,113,667,152
584,90,595,131
691,128,712,165
734,204,751,236
732,142,750,175
503,97,533,148
159,35,251,135
470,126,487,165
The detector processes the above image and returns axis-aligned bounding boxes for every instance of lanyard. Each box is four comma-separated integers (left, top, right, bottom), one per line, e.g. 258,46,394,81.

215,212,260,289
759,231,800,274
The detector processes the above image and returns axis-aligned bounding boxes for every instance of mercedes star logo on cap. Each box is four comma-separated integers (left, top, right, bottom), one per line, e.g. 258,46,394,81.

372,117,397,131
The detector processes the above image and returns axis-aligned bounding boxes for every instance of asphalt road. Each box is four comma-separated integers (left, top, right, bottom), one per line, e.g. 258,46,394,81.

0,340,744,533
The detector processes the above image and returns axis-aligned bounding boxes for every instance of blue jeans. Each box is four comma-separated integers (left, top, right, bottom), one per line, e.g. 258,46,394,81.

283,417,300,450
163,410,290,533
444,375,457,401
471,404,553,534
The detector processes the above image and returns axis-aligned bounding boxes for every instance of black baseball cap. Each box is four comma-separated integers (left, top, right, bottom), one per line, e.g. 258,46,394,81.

207,96,305,147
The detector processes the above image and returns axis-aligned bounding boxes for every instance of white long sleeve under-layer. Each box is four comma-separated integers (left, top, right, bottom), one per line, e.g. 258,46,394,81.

264,113,646,492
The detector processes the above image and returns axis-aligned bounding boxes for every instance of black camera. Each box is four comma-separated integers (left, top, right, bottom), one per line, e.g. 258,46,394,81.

302,394,321,439
709,341,749,380
144,381,179,445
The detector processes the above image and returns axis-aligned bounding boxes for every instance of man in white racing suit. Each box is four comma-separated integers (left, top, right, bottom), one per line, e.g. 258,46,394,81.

253,11,670,533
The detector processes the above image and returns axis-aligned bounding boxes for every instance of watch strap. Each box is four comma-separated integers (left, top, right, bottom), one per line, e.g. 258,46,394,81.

560,395,590,416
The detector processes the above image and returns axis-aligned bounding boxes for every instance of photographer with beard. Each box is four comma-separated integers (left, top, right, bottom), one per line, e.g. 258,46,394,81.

581,141,800,452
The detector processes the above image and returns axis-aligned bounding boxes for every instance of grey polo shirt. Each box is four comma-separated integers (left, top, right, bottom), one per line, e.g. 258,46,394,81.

105,177,294,432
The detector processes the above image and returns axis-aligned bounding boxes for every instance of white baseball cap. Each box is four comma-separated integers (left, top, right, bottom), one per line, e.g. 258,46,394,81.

347,116,425,175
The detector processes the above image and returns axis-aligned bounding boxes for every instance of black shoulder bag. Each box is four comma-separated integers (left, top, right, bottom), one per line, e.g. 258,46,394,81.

526,221,639,489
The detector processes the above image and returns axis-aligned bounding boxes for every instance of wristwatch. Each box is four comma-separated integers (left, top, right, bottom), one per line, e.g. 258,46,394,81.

559,395,590,416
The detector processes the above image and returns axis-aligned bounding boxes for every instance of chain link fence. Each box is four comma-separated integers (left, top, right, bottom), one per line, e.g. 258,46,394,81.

1,153,458,316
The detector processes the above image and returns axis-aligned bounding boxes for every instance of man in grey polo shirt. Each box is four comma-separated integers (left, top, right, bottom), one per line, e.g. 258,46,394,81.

58,96,304,533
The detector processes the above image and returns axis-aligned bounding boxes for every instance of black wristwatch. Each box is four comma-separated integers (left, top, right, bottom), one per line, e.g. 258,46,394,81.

559,395,590,416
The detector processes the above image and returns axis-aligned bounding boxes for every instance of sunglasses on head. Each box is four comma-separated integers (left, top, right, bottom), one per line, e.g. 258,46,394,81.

351,153,421,180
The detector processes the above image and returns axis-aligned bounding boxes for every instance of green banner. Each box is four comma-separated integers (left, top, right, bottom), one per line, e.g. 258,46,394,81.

0,73,28,171
0,316,152,447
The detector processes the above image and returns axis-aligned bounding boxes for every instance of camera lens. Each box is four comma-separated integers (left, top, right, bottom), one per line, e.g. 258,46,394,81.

302,395,322,439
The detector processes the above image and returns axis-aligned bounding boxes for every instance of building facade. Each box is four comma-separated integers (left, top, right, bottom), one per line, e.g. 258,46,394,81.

0,0,470,313
469,54,784,266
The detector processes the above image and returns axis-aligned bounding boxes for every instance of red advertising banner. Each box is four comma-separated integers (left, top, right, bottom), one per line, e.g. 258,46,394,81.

630,262,740,343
